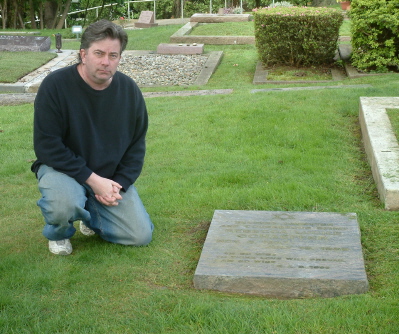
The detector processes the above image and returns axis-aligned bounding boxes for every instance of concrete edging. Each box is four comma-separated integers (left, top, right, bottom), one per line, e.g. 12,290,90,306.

194,51,223,85
359,97,399,210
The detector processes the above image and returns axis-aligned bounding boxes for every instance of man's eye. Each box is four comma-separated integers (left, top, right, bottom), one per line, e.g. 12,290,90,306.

110,54,119,59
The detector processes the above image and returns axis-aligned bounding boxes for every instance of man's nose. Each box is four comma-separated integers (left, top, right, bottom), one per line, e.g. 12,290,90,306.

101,56,110,66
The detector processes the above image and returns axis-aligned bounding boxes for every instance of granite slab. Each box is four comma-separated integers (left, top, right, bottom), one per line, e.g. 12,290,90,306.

194,210,369,298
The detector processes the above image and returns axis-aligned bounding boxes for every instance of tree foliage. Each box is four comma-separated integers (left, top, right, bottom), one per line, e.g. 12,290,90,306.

0,0,270,29
0,0,125,29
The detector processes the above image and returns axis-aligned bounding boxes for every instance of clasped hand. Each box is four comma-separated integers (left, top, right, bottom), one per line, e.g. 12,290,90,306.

86,173,123,206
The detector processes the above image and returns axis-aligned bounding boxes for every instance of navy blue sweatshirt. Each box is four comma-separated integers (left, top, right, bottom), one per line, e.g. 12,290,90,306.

32,64,148,191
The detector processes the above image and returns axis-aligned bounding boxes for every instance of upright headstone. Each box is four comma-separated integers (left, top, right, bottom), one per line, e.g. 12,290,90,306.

135,11,158,28
0,35,51,52
194,210,369,298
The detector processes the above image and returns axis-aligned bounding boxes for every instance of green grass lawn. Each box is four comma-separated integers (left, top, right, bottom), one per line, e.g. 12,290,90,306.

0,51,56,83
340,18,351,36
1,20,399,334
387,109,399,140
191,21,255,36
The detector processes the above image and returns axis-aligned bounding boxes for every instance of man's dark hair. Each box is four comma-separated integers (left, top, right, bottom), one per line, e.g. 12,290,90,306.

78,19,128,63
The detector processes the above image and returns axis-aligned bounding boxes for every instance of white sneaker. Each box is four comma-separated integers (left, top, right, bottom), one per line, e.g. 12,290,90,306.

49,239,72,255
79,221,95,236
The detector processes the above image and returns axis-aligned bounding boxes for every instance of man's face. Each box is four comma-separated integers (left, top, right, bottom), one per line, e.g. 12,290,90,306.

79,37,122,89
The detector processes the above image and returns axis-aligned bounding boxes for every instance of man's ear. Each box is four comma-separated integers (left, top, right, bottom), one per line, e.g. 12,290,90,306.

79,49,86,63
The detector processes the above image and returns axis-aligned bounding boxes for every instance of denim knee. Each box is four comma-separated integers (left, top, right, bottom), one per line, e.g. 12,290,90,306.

100,222,153,246
129,225,153,246
37,165,88,225
37,193,82,224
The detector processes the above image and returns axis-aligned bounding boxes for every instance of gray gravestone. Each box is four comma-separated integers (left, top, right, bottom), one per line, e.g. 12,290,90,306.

194,210,369,298
0,35,50,51
135,11,158,28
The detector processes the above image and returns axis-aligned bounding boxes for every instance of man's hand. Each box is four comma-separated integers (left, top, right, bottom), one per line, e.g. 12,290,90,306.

85,173,123,206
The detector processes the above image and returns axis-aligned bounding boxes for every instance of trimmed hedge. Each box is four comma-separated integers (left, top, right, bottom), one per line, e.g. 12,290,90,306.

350,0,399,72
254,7,343,66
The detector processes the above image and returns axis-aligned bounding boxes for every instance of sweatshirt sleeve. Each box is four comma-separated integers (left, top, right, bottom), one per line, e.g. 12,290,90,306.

33,73,93,184
112,86,148,191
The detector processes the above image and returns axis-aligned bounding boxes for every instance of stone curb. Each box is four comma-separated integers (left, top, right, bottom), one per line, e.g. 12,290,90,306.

0,89,234,106
194,51,223,86
0,93,37,105
251,84,372,93
359,97,399,210
143,89,233,98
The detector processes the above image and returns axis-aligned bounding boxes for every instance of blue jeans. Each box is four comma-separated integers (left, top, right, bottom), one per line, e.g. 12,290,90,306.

36,165,154,246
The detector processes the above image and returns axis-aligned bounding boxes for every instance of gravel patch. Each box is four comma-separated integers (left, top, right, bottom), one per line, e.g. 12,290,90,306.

118,54,209,86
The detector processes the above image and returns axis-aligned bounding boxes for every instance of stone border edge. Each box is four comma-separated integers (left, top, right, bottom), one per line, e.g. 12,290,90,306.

359,97,399,210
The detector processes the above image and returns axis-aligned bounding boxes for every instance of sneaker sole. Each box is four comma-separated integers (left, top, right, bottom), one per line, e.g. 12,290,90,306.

50,250,71,255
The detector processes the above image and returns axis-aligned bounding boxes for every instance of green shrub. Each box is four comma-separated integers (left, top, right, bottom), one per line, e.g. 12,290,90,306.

350,0,399,72
254,7,343,66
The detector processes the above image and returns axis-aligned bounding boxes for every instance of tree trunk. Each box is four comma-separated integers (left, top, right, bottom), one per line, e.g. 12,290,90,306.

82,0,91,27
39,2,44,29
18,11,24,29
55,0,71,29
12,0,17,29
29,0,37,29
172,0,181,19
0,0,7,29
97,0,106,18
44,0,58,28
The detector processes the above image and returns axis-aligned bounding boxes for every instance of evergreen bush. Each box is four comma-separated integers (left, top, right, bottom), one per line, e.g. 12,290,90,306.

254,7,343,66
350,0,399,72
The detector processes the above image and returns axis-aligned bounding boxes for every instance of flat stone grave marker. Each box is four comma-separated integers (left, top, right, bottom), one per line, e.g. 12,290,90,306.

194,210,369,298
135,11,158,28
0,35,50,51
157,43,204,55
